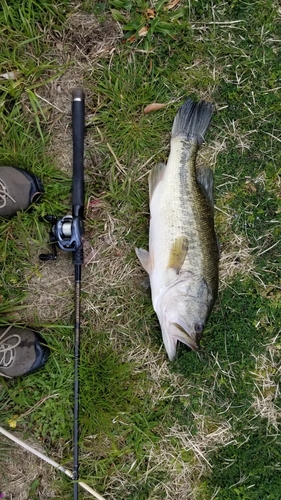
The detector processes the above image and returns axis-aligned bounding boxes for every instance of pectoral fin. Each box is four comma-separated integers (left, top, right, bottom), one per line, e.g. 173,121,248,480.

196,165,214,209
167,236,188,274
135,247,152,274
148,162,166,201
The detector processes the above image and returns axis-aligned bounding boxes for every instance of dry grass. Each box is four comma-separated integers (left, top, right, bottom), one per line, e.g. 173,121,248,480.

2,2,281,499
251,337,281,431
1,435,57,499
219,233,256,290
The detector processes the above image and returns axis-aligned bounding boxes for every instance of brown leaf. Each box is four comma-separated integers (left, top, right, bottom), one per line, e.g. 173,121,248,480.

167,0,181,9
144,103,167,114
127,34,137,43
138,26,149,37
145,8,155,19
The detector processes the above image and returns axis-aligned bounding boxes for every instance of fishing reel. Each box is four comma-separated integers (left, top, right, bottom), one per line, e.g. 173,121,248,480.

39,214,83,262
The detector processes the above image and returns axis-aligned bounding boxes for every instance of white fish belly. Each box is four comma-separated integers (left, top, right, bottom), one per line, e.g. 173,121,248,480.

149,138,198,301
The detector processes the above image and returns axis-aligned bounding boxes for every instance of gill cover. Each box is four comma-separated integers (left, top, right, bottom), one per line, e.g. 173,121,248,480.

154,274,212,361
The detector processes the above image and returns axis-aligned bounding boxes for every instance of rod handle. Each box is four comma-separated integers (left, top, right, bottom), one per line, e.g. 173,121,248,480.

72,88,85,217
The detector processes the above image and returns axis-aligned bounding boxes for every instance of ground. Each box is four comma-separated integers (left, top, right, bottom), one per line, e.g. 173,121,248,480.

1,2,281,500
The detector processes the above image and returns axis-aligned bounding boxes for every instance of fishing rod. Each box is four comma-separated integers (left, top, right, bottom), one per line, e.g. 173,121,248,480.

39,88,85,499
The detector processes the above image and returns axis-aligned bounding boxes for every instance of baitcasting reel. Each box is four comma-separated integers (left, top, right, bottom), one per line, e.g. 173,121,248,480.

39,214,83,261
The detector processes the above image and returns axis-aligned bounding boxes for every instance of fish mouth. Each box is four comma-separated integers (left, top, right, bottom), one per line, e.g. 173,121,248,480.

172,323,199,351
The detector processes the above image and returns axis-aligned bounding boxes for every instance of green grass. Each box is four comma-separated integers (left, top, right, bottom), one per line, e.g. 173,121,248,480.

1,0,281,499
172,275,281,498
0,0,71,139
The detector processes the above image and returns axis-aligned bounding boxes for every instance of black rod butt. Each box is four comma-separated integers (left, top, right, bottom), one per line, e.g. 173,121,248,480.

72,88,85,101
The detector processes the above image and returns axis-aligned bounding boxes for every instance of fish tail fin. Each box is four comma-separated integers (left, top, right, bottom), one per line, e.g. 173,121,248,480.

171,98,213,145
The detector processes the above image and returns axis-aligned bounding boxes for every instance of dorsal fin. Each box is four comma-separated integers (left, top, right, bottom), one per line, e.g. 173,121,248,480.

196,165,214,209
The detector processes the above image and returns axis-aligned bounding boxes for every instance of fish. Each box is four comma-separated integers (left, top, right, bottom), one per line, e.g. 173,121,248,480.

135,98,219,361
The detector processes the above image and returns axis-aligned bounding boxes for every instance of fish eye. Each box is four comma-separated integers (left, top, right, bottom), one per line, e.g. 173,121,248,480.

194,323,204,334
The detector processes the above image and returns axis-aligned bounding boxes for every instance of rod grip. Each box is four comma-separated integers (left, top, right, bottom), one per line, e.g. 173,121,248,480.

72,88,85,217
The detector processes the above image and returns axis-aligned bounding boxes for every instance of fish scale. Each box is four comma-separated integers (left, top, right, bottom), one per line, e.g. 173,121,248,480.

136,98,219,360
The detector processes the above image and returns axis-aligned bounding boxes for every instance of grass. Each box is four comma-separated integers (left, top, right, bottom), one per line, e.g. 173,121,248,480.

0,0,281,499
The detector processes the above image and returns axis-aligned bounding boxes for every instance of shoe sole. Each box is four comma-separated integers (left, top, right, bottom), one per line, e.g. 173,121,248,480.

16,167,44,203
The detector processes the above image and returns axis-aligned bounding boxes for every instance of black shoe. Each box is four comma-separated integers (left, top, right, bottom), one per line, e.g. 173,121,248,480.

0,326,49,378
0,166,44,216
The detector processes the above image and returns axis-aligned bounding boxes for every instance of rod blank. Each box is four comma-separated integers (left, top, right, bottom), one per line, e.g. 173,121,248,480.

72,88,85,500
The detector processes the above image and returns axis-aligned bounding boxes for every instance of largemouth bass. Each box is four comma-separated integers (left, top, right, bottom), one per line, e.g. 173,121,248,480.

136,98,219,361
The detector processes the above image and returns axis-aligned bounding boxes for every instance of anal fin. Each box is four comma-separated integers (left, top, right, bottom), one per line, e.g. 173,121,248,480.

135,247,152,274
